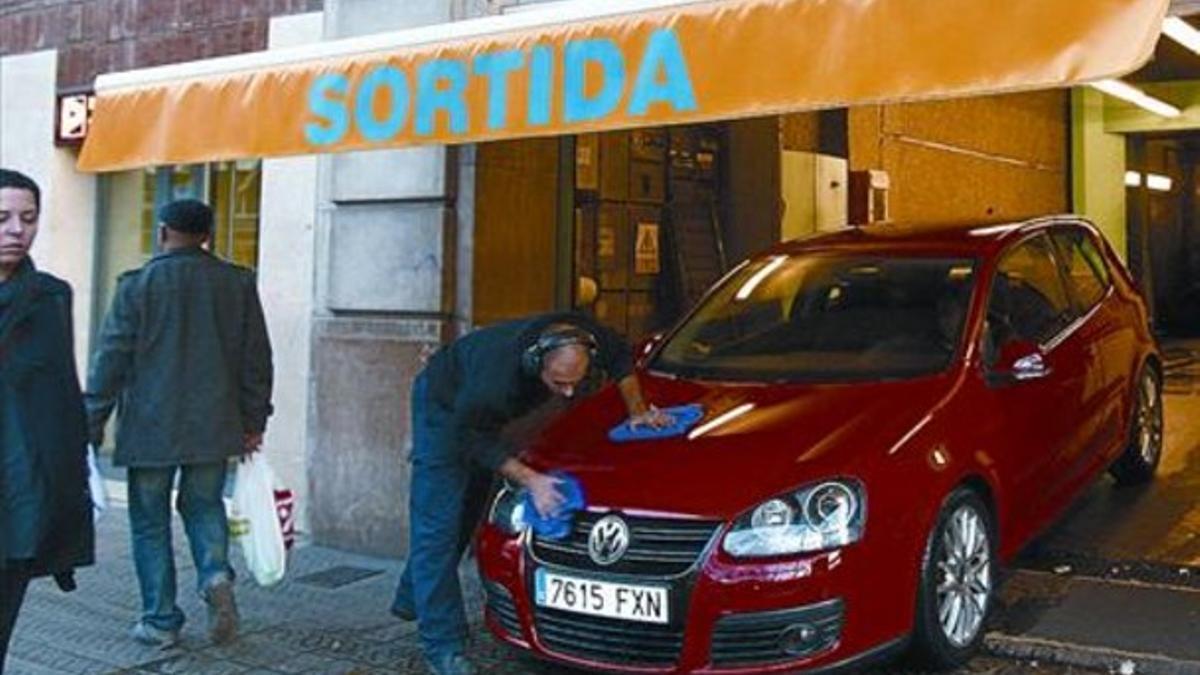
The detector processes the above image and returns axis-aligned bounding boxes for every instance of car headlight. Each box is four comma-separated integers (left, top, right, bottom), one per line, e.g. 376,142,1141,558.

722,479,866,558
488,485,529,536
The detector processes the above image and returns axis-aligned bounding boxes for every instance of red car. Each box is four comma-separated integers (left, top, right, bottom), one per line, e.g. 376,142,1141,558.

477,216,1163,673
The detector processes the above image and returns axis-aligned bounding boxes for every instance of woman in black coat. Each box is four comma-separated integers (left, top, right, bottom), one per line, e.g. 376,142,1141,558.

0,169,95,671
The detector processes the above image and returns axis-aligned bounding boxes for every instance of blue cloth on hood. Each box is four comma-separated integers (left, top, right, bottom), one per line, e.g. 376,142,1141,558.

608,403,705,443
522,471,586,541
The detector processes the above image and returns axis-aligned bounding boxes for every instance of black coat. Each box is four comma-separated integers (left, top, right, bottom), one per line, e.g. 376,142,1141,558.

86,248,274,467
0,261,94,587
421,312,634,471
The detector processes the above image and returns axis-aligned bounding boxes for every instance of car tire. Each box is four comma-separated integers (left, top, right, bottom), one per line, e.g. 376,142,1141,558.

911,488,996,670
1109,366,1164,486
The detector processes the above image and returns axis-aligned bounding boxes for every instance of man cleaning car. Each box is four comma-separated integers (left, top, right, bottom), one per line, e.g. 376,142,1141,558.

392,313,669,675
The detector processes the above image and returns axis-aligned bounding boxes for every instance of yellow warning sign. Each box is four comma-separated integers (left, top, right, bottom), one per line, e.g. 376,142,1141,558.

635,222,660,275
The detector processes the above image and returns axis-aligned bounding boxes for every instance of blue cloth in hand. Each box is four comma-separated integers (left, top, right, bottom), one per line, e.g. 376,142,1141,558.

521,471,586,541
608,403,705,443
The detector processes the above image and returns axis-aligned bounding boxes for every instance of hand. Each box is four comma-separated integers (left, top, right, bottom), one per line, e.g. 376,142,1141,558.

242,432,264,459
525,472,566,519
629,405,674,430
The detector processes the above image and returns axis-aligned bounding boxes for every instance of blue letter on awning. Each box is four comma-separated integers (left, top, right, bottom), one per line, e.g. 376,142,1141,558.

355,66,410,141
474,50,525,131
629,28,697,116
305,74,350,146
528,45,554,127
564,39,625,123
416,59,469,136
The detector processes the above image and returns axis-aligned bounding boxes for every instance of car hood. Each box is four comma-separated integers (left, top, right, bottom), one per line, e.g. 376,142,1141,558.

522,369,957,520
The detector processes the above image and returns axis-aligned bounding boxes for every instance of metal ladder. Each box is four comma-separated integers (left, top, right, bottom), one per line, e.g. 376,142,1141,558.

671,197,728,308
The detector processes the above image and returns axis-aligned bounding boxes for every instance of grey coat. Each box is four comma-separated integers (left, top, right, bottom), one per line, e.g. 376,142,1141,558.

86,247,273,467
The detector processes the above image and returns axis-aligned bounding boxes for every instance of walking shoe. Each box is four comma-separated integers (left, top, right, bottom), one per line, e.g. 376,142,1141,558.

130,621,180,647
424,652,477,675
203,581,240,645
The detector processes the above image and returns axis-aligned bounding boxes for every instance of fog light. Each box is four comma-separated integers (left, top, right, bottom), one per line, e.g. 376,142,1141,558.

779,623,819,656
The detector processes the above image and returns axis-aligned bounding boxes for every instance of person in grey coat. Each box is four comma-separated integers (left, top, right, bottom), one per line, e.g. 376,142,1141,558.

86,199,273,648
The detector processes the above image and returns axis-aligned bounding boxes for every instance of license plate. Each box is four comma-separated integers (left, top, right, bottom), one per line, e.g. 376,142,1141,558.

535,569,670,624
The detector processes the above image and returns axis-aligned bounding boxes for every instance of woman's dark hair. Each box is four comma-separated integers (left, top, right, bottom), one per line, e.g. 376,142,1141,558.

0,168,41,211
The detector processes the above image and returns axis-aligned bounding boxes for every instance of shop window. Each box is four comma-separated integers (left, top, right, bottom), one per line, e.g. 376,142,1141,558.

210,161,263,268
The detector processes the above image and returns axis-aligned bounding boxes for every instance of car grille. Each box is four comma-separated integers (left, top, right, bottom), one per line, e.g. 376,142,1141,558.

534,607,684,666
531,511,721,576
710,599,843,666
483,581,523,638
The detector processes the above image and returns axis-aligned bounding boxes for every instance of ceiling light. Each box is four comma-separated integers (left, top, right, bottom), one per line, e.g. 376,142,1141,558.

1146,173,1173,192
1125,171,1142,187
1090,79,1182,118
1163,17,1200,54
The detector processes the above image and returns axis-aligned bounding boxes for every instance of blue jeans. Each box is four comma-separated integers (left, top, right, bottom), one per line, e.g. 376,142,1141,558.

127,462,233,632
392,374,494,659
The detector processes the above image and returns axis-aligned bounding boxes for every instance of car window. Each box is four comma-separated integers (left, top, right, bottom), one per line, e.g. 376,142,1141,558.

986,234,1074,348
652,255,977,382
1051,227,1111,311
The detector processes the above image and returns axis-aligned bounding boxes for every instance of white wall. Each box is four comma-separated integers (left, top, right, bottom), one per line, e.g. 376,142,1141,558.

304,0,455,556
0,50,98,369
259,11,324,531
781,151,848,241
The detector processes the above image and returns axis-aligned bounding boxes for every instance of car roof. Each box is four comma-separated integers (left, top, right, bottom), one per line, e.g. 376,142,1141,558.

766,215,1095,259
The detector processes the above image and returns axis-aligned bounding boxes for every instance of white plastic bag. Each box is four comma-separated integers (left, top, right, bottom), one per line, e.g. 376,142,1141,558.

87,444,108,521
230,454,287,587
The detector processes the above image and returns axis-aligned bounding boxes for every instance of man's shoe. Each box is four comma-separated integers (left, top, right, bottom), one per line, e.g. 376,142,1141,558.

424,652,477,675
130,621,180,648
204,581,240,645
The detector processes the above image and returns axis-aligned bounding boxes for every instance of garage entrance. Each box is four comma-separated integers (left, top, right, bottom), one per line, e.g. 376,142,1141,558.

1126,134,1200,336
470,118,835,341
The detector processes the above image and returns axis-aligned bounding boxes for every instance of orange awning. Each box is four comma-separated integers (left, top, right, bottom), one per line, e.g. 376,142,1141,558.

78,0,1168,171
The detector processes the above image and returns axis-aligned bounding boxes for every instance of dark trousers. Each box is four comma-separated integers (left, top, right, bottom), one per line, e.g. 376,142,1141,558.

0,564,32,674
392,374,495,659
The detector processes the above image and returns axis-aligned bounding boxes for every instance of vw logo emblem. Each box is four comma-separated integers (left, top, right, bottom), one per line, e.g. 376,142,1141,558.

588,515,630,566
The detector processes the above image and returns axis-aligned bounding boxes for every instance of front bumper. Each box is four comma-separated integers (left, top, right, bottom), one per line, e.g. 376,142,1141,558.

477,521,912,674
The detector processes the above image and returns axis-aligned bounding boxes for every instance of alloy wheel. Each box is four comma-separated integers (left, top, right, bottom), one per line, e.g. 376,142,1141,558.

935,505,992,648
1136,374,1164,466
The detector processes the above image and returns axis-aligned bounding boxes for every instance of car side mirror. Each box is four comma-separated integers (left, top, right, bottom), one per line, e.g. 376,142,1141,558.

635,332,666,366
985,339,1051,387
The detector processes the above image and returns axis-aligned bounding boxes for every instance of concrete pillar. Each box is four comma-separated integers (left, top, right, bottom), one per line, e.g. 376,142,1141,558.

1127,137,1156,322
1071,87,1128,261
0,49,97,370
259,12,324,532
309,0,462,556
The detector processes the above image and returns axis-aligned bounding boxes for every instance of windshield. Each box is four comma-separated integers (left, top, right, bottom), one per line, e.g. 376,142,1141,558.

652,254,977,382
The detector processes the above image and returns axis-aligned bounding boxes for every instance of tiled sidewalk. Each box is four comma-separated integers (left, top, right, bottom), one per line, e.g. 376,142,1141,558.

8,506,500,675
7,505,1092,674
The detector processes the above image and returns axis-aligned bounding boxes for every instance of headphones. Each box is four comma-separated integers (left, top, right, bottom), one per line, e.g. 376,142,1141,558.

520,325,599,377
